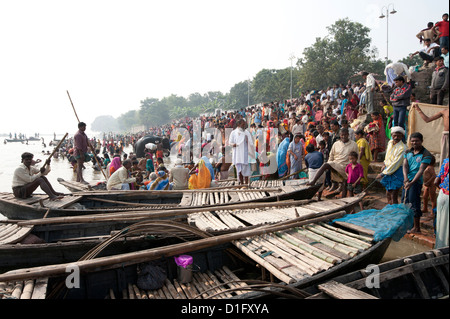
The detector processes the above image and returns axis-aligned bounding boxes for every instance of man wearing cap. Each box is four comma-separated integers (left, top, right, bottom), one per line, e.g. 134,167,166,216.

169,158,190,190
376,127,408,204
12,152,64,201
74,122,90,184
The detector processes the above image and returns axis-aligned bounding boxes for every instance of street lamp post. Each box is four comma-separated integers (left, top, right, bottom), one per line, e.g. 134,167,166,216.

379,4,397,65
289,54,296,100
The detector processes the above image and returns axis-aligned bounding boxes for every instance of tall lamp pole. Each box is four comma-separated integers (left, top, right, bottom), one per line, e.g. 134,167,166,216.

379,4,397,66
289,54,296,100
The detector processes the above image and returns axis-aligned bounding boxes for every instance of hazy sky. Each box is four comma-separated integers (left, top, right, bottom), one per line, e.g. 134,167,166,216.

0,0,448,136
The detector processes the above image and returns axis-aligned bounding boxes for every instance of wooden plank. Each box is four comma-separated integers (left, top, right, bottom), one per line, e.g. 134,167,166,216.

318,280,378,299
41,195,82,209
332,221,375,236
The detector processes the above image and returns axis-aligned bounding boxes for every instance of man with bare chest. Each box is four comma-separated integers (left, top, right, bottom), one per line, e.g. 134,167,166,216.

413,103,449,168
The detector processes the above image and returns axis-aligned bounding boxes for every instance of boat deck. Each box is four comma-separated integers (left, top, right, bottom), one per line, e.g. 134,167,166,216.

107,266,249,299
233,221,375,285
0,192,82,210
188,197,358,232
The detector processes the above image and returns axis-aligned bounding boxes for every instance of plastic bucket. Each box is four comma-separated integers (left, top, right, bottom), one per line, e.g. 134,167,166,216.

177,264,193,283
175,255,194,283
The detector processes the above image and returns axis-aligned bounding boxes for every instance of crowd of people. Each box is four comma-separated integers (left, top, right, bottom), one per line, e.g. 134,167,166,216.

11,12,448,249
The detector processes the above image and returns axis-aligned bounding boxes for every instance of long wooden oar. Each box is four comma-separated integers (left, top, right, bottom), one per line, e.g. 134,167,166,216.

66,90,108,181
41,133,68,171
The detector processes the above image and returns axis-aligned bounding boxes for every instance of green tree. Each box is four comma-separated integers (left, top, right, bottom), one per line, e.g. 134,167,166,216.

298,18,383,91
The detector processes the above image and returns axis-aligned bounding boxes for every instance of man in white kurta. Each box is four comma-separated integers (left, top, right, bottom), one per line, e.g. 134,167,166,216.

229,119,254,184
106,160,137,190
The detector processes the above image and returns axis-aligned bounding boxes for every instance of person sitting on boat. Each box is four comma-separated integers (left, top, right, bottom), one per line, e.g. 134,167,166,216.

169,158,189,190
148,167,172,190
12,152,64,201
306,128,358,198
106,159,139,190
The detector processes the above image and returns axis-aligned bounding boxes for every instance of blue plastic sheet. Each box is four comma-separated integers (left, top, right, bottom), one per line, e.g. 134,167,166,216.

332,204,414,242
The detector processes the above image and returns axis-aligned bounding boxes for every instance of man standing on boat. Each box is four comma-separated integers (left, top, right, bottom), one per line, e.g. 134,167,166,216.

12,152,64,201
229,119,255,184
74,122,91,184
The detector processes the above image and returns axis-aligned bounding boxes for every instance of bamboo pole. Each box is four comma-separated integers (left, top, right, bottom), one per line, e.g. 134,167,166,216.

1,211,346,283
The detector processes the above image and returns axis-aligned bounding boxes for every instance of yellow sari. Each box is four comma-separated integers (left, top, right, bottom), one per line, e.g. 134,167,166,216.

188,159,211,189
356,137,372,185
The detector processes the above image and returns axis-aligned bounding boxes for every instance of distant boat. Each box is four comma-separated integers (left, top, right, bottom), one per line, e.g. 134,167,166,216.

4,138,25,143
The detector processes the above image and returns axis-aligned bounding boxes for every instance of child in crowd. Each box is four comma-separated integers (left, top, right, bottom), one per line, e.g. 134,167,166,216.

345,151,364,211
422,155,437,221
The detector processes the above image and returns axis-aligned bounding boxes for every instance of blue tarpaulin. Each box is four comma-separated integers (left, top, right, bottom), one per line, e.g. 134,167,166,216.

332,204,414,242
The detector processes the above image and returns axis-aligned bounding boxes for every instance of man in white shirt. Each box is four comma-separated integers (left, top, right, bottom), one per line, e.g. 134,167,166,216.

12,152,64,200
384,62,411,86
410,38,440,65
229,119,254,184
169,158,190,190
106,159,138,190
291,118,304,137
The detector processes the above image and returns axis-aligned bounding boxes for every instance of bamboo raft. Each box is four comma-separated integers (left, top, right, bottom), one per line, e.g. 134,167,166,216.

106,266,250,300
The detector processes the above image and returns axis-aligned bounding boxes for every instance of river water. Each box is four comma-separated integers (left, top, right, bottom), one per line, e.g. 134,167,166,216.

0,135,431,259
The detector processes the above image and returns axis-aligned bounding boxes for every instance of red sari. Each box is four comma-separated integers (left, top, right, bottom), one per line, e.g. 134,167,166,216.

345,95,359,122
368,115,386,153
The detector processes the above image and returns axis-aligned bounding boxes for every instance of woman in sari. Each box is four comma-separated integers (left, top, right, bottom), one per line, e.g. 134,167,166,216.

366,112,387,162
287,134,304,179
345,91,359,122
355,129,372,187
148,168,172,190
188,159,211,189
109,156,122,177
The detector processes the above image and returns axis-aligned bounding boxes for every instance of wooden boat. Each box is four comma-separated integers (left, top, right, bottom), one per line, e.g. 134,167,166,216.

0,195,362,271
303,246,449,299
0,180,321,220
0,201,394,299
